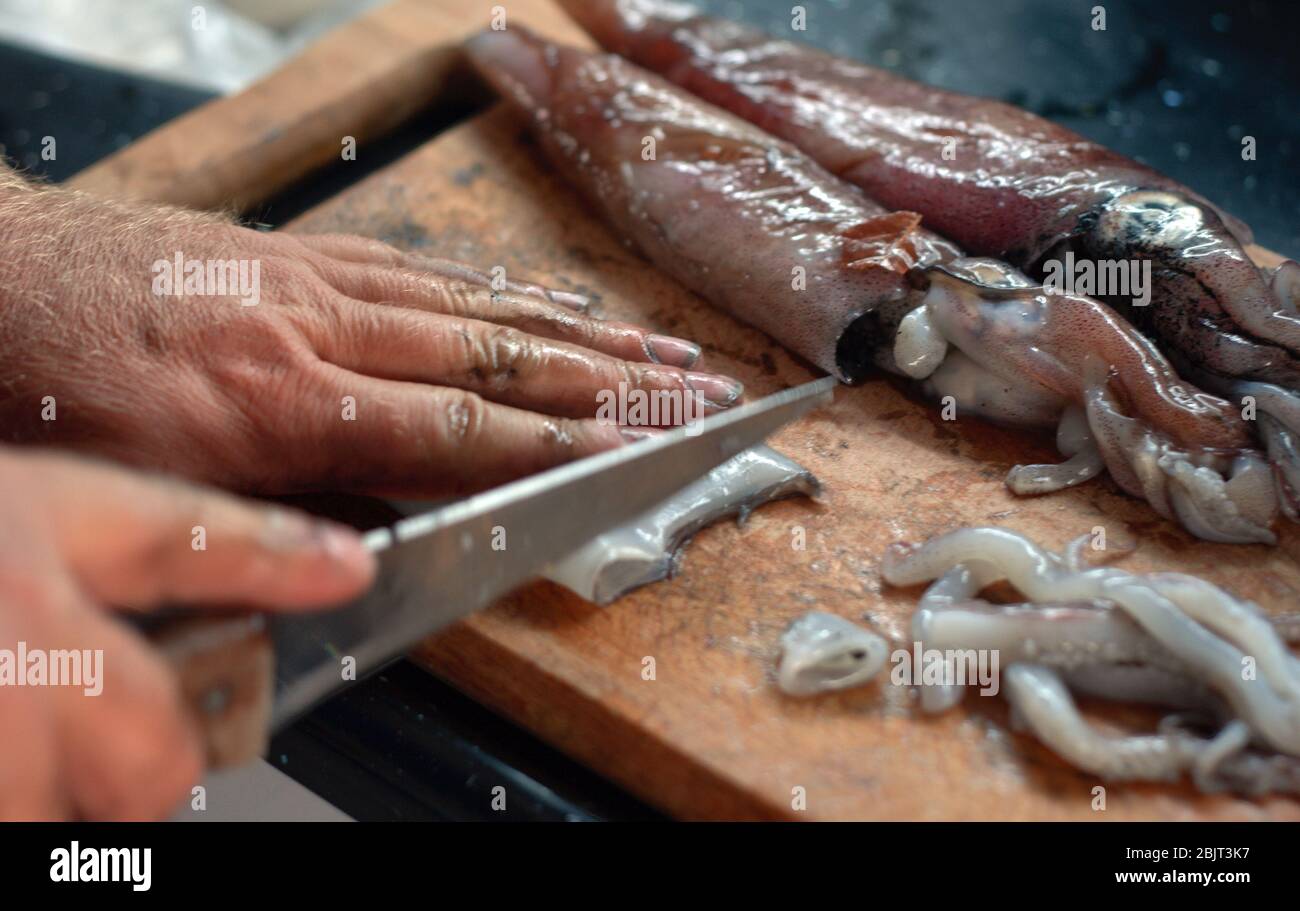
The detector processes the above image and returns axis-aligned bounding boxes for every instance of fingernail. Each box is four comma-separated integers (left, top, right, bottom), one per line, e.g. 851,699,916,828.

644,334,702,368
263,511,372,575
685,372,744,409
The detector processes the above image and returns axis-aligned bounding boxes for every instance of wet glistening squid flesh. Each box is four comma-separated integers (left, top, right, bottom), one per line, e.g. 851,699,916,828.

880,527,1300,794
466,27,1281,543
561,0,1300,522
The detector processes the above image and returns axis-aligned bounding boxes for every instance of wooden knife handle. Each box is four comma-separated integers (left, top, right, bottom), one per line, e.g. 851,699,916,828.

147,613,275,769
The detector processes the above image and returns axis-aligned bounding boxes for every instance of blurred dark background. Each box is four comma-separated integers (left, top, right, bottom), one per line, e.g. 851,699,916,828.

3,0,1295,255
0,0,1295,820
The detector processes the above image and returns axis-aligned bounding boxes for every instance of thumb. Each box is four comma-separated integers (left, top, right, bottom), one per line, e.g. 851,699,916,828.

33,451,375,610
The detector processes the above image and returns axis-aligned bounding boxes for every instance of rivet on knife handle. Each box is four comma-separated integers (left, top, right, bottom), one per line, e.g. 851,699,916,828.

149,614,274,769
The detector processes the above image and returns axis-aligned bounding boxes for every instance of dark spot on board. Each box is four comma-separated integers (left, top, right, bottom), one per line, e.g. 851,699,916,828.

452,161,486,187
759,352,778,375
376,218,431,250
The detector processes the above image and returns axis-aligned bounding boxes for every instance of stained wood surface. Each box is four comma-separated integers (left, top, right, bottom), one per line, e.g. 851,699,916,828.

68,0,566,210
73,0,1300,820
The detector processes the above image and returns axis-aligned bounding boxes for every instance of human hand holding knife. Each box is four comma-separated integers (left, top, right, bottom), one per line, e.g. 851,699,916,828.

146,378,837,768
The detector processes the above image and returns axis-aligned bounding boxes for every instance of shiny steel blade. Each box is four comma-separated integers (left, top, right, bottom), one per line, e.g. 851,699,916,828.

269,376,836,726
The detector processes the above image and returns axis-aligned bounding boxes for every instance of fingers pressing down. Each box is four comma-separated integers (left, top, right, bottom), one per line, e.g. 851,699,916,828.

294,367,637,497
309,304,741,422
291,233,596,313
308,253,705,370
267,235,748,497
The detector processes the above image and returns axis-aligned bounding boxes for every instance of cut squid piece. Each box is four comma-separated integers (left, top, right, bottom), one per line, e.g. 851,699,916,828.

777,611,888,696
562,0,1300,471
546,445,818,604
465,26,1283,544
883,527,1300,793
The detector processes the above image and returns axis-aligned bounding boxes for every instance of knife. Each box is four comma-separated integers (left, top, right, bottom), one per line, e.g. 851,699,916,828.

147,377,836,767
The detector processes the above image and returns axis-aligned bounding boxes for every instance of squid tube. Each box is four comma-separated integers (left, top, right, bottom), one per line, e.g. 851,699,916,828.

559,0,1300,519
465,26,1277,543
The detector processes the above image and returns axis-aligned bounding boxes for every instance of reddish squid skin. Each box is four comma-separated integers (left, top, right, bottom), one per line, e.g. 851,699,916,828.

466,26,1284,540
556,0,1235,263
561,0,1300,389
464,26,961,382
466,26,1252,454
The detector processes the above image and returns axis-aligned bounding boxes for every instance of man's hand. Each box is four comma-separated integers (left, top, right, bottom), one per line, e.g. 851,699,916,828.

0,446,375,820
0,174,743,496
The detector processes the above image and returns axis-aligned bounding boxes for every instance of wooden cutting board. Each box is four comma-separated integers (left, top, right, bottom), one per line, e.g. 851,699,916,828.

73,0,1300,820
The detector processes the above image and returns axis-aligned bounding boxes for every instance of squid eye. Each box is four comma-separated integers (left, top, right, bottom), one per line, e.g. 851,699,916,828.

1098,190,1205,250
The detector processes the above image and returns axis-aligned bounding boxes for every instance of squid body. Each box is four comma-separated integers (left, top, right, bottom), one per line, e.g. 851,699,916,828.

548,445,818,604
560,0,1300,521
466,26,1281,543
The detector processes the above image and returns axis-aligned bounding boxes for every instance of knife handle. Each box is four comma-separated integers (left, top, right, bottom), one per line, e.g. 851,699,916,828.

147,613,275,769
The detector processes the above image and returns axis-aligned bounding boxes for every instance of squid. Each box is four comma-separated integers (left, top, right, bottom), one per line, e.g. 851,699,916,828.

547,445,818,604
464,27,1278,543
560,0,1300,520
882,527,1300,794
777,611,888,697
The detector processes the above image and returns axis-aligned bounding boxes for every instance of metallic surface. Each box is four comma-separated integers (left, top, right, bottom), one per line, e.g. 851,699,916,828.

268,376,836,727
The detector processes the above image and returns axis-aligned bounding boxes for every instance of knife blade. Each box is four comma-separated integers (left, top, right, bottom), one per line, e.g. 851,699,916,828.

151,376,835,766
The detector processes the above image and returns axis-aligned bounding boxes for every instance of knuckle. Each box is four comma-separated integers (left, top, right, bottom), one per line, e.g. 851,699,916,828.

108,732,200,820
204,315,322,458
436,282,482,319
104,673,203,819
468,325,537,388
344,234,405,264
276,258,349,310
536,416,584,462
613,357,645,392
202,309,311,368
435,389,489,447
548,309,598,347
148,727,204,817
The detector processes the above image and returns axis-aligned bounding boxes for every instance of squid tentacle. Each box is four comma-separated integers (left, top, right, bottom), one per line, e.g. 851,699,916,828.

1003,664,1199,783
883,527,1300,792
900,262,1276,542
